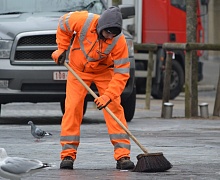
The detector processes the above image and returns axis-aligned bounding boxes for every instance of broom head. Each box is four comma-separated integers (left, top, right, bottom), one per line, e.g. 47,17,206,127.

132,152,172,172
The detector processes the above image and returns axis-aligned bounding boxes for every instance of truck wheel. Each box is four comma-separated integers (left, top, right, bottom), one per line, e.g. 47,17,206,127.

152,60,184,99
121,87,136,122
60,99,87,115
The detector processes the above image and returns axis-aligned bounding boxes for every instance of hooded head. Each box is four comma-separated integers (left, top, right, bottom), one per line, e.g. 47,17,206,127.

97,6,122,38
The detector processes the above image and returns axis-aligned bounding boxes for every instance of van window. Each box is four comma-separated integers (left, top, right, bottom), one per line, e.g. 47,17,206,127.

171,0,186,11
0,0,105,15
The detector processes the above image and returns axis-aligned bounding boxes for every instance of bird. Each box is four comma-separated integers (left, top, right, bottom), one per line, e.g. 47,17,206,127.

28,121,52,141
0,148,53,180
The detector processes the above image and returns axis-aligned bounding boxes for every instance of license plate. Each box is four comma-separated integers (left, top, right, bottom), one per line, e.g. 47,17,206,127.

53,71,68,80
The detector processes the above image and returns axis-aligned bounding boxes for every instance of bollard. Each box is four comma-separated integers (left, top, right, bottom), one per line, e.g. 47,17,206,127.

163,102,174,119
199,103,209,118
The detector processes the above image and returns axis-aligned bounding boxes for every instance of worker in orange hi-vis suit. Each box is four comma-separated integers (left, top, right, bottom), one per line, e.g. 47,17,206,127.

51,6,134,170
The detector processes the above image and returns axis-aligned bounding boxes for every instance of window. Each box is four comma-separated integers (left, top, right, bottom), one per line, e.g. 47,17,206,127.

0,0,105,15
171,0,186,11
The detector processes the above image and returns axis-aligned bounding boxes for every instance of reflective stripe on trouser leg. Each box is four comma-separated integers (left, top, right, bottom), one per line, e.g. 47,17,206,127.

105,100,131,160
94,70,131,160
60,136,79,160
110,133,131,160
60,70,91,160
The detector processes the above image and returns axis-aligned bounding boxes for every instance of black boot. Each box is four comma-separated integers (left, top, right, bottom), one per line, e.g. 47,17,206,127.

116,157,135,170
60,156,74,169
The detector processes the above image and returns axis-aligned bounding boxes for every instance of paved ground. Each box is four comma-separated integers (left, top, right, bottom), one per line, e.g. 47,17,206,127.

0,90,220,179
0,58,219,179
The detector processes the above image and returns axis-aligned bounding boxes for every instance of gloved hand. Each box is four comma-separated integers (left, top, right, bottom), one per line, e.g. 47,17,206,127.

51,50,66,65
94,95,111,110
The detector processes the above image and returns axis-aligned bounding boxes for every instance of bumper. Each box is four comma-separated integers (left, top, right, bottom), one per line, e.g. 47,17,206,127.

0,60,67,104
0,57,135,104
0,88,66,104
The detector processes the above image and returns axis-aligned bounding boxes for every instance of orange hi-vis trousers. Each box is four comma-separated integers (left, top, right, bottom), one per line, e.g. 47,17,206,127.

60,67,131,161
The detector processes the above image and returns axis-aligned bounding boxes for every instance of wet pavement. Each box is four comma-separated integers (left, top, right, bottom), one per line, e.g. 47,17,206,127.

0,90,220,179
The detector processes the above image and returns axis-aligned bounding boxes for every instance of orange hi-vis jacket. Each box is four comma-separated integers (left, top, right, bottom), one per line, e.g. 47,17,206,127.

56,11,130,101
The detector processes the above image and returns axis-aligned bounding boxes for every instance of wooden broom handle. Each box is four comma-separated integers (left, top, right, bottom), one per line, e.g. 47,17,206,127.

64,62,148,154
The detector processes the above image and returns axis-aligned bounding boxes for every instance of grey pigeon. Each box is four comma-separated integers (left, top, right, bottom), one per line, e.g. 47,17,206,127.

0,148,54,180
28,121,52,141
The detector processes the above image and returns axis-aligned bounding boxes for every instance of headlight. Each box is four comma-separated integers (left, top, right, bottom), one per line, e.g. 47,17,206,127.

126,39,134,57
0,40,13,58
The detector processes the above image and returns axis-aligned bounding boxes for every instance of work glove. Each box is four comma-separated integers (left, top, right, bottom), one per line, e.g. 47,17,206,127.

94,95,111,110
51,50,66,65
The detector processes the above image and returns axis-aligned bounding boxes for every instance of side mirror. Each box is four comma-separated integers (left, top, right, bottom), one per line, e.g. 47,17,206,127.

119,5,135,19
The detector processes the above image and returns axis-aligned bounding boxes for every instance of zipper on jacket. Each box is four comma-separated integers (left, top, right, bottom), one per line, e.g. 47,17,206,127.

85,39,98,59
83,38,99,72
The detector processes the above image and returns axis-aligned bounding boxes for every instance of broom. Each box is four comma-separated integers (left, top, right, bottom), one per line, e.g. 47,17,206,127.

64,62,172,172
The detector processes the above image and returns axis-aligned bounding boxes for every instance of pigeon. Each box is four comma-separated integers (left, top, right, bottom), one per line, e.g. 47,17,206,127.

28,121,52,141
0,148,53,180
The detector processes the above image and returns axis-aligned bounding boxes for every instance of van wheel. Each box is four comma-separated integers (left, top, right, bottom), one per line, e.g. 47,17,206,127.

121,87,136,122
60,99,87,115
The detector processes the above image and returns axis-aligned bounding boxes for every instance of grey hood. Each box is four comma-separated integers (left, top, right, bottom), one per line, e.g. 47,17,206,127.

97,6,122,36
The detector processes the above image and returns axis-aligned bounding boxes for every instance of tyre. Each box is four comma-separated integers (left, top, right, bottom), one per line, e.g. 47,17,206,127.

121,87,136,122
60,99,88,115
152,60,184,99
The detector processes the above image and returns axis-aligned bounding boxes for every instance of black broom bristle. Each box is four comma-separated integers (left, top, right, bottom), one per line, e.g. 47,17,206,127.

132,152,172,172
